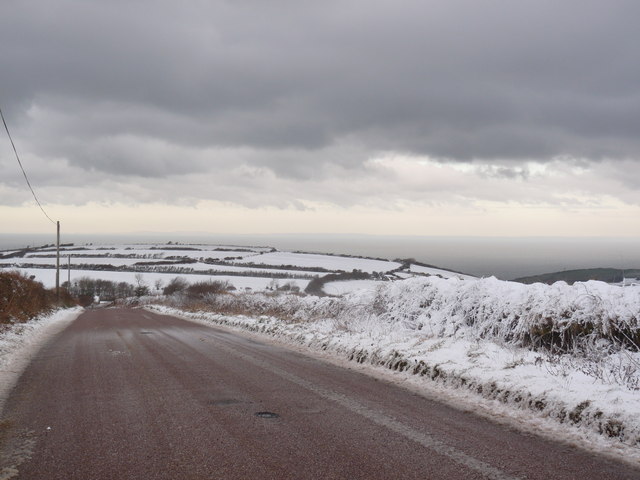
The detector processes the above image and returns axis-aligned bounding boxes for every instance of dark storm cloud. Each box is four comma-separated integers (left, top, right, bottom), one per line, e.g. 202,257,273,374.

1,0,639,183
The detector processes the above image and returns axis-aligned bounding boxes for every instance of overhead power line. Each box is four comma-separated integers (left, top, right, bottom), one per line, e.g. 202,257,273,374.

0,105,56,224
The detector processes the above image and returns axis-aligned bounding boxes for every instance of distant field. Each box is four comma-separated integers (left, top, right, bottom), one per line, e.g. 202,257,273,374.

233,251,402,274
11,267,308,293
0,242,472,294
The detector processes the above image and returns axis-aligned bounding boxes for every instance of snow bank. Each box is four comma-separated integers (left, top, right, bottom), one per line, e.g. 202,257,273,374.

149,276,640,448
0,308,82,413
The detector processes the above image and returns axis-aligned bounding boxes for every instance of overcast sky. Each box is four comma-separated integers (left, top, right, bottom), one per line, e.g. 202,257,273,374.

2,0,639,237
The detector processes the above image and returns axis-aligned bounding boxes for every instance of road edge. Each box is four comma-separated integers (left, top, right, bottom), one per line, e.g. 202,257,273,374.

0,307,84,416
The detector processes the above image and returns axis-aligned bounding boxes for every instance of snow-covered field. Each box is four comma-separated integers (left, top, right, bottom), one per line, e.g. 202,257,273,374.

10,268,311,293
0,256,139,267
185,263,326,276
409,263,476,280
148,275,640,462
1,242,466,293
322,280,380,295
1,256,325,278
235,251,402,273
51,244,272,258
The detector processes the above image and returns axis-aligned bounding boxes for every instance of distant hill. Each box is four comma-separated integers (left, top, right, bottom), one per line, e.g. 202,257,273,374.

514,268,640,285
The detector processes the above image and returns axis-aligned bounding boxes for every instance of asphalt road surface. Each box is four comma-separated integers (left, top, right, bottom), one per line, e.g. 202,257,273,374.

1,308,639,479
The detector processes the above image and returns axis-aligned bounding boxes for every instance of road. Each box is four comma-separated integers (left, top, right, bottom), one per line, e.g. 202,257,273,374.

1,308,638,479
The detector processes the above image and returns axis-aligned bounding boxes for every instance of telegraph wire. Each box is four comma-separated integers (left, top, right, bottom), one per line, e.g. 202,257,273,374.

0,105,56,224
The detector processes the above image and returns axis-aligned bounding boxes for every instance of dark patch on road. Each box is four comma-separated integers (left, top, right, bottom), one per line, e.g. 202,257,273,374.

255,411,280,419
207,399,243,406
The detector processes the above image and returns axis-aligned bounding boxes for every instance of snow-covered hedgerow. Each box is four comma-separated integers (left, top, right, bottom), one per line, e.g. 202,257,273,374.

164,276,640,356
359,277,640,354
151,276,640,446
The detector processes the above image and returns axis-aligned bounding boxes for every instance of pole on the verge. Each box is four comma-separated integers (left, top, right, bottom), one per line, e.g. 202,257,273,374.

56,221,60,300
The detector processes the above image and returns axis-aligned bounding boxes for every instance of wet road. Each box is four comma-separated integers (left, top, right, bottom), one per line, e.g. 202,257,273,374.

1,308,638,479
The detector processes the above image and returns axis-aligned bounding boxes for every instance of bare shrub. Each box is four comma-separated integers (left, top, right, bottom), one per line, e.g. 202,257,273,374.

185,280,231,299
277,281,300,293
0,271,73,323
163,277,188,296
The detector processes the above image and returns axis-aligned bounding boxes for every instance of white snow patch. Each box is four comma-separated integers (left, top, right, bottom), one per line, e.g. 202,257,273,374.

0,308,83,414
236,251,402,273
322,280,381,295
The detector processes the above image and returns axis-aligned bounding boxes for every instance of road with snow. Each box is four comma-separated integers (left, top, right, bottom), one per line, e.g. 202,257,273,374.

1,308,638,479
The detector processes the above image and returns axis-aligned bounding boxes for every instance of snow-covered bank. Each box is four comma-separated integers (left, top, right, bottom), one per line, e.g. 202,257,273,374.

148,275,640,454
0,308,83,413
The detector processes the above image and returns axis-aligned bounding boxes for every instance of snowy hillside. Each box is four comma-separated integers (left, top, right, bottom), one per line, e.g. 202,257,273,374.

0,242,471,293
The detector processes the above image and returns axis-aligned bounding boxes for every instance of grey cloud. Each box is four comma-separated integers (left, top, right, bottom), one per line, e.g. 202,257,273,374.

1,0,640,208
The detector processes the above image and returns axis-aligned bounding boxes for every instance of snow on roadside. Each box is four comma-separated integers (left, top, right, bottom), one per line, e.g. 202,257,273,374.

0,308,83,413
147,275,640,458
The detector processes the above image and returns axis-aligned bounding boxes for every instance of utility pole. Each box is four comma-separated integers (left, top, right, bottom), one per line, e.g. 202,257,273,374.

56,221,60,300
68,254,71,287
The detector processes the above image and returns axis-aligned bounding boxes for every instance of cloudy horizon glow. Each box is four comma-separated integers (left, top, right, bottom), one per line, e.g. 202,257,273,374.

2,1,639,237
